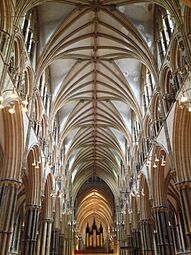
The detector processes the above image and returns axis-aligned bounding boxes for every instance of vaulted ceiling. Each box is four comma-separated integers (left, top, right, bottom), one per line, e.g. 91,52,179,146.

35,0,158,234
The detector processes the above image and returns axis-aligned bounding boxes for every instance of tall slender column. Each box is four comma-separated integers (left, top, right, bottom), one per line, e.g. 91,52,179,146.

65,223,73,255
126,234,134,255
131,230,142,255
67,238,71,255
37,219,52,255
68,238,72,255
140,219,154,255
10,216,22,253
47,221,53,254
63,238,67,255
50,228,60,255
59,234,64,255
176,181,191,244
152,207,174,255
21,205,40,255
63,238,69,255
64,238,68,255
0,180,19,255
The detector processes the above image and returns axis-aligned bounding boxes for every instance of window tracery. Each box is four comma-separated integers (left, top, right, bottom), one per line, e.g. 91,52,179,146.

156,7,175,64
21,10,36,62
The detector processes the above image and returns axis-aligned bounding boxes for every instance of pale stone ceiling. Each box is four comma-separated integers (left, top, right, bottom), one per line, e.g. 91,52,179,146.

35,0,156,234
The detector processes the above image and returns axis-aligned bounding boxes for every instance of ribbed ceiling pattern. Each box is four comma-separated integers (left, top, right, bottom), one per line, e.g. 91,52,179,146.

36,0,156,234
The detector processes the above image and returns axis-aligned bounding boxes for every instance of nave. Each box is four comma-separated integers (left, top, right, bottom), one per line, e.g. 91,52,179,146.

0,0,191,255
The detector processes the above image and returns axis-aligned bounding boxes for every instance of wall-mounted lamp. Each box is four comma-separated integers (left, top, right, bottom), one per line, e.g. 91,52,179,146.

10,88,17,99
153,155,166,168
32,161,39,169
154,154,160,162
22,104,28,112
161,156,166,166
21,96,28,112
178,72,191,112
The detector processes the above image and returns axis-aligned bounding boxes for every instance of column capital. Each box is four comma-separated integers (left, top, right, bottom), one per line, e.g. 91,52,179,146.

25,204,41,210
175,180,191,190
152,206,168,213
41,218,53,223
139,218,153,224
0,178,21,187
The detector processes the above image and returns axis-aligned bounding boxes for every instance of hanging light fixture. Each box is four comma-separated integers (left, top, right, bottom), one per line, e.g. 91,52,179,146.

161,155,166,166
180,93,188,103
153,162,157,168
22,104,28,113
32,161,36,166
155,154,160,162
22,95,28,105
161,161,165,167
8,105,15,114
21,94,28,113
10,88,17,99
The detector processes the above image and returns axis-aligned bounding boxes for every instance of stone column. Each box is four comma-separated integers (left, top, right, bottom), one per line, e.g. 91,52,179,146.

0,180,19,255
131,230,142,255
63,234,67,255
63,238,67,255
37,219,52,255
58,234,64,255
67,238,71,255
126,234,134,255
152,207,174,255
50,228,60,255
47,221,53,254
21,205,40,255
140,219,154,255
62,238,70,255
68,238,73,255
176,181,191,244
